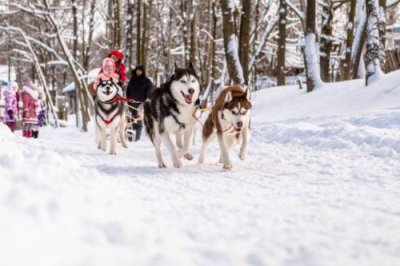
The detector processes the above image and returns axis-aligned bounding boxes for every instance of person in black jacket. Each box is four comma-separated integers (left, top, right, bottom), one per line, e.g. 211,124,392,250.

126,65,153,141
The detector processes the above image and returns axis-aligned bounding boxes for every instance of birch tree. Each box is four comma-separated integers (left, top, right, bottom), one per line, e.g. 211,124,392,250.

220,0,244,84
304,0,323,92
365,0,382,85
343,0,357,80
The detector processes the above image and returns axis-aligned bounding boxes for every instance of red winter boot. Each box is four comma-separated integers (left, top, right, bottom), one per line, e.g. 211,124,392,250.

27,130,33,138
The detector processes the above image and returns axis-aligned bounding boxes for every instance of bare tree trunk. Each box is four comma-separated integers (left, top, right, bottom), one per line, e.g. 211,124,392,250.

72,0,79,127
136,0,142,64
352,24,367,79
320,0,333,82
239,0,251,82
189,1,199,69
277,0,287,86
180,0,189,65
210,0,218,102
343,0,357,80
83,0,96,71
250,0,262,89
220,0,244,84
304,0,322,92
365,0,382,86
378,0,386,71
43,0,90,131
126,0,134,70
352,0,367,79
141,0,152,69
113,0,122,48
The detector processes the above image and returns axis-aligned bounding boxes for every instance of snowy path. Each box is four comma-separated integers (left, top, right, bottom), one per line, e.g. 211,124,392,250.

2,72,400,265
2,108,400,266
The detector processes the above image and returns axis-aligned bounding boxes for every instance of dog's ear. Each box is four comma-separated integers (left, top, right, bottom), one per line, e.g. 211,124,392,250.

244,88,251,100
224,91,233,103
187,62,196,73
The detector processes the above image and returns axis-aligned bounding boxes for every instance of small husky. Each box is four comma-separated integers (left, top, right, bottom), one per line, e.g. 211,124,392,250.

144,63,201,168
198,85,252,170
95,78,128,155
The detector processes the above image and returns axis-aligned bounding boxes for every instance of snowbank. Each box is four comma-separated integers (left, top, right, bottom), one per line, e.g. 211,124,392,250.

252,70,400,122
1,71,400,266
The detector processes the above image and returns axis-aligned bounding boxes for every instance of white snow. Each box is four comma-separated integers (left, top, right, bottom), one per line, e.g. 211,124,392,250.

1,71,400,266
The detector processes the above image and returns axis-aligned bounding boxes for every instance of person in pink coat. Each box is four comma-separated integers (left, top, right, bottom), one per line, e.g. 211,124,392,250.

21,80,39,138
3,82,20,132
93,58,121,94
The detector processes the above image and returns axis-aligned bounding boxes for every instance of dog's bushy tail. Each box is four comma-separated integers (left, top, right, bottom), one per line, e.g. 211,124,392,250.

143,102,154,143
202,113,214,141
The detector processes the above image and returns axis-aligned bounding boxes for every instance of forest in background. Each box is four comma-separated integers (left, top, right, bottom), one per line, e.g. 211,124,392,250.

0,0,399,130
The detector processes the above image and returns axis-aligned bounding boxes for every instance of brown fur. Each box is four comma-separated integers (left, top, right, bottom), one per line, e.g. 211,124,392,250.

203,85,252,139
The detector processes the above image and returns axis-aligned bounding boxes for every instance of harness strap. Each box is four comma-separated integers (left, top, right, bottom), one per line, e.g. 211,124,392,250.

220,112,236,133
171,113,186,129
96,109,120,126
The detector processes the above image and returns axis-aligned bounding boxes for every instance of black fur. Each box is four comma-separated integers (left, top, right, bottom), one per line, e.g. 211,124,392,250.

144,64,201,143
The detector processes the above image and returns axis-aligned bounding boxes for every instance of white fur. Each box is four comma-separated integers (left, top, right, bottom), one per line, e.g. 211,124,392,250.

152,74,200,168
95,80,128,155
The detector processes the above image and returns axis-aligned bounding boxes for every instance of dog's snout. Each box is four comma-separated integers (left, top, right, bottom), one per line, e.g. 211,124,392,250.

237,121,243,128
188,88,195,95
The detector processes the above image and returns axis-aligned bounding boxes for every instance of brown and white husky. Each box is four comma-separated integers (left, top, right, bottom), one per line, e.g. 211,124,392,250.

198,85,252,170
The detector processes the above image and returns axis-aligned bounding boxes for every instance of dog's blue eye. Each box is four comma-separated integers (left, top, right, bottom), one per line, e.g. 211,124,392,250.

180,80,186,84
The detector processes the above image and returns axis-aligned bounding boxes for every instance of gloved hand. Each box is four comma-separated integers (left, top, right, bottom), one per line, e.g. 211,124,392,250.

7,110,13,120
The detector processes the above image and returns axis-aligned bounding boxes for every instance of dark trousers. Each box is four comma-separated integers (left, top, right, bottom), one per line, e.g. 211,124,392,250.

128,102,142,141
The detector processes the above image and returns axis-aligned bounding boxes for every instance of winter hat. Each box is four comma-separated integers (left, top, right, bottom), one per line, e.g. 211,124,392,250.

102,58,116,70
108,50,124,63
23,78,36,89
11,82,19,91
132,64,145,77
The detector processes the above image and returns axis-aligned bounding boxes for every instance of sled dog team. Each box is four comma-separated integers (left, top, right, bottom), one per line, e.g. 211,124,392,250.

95,63,252,170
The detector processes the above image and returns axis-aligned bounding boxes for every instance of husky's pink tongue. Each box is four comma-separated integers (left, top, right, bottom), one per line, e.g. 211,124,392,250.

185,94,193,104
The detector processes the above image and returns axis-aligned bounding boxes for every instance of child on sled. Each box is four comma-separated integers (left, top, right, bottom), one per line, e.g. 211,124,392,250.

93,58,123,96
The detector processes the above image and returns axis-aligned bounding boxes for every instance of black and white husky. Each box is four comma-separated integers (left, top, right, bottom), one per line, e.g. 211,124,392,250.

95,78,128,155
144,63,201,168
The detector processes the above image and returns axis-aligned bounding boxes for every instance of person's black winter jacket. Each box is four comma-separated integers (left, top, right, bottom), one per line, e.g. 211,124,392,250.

126,65,153,103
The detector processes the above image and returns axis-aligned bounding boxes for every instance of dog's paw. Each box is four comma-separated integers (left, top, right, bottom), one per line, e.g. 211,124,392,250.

122,143,128,148
198,156,204,164
158,162,167,168
239,153,247,160
223,164,232,171
109,150,117,155
184,153,193,160
223,163,232,171
173,160,182,168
